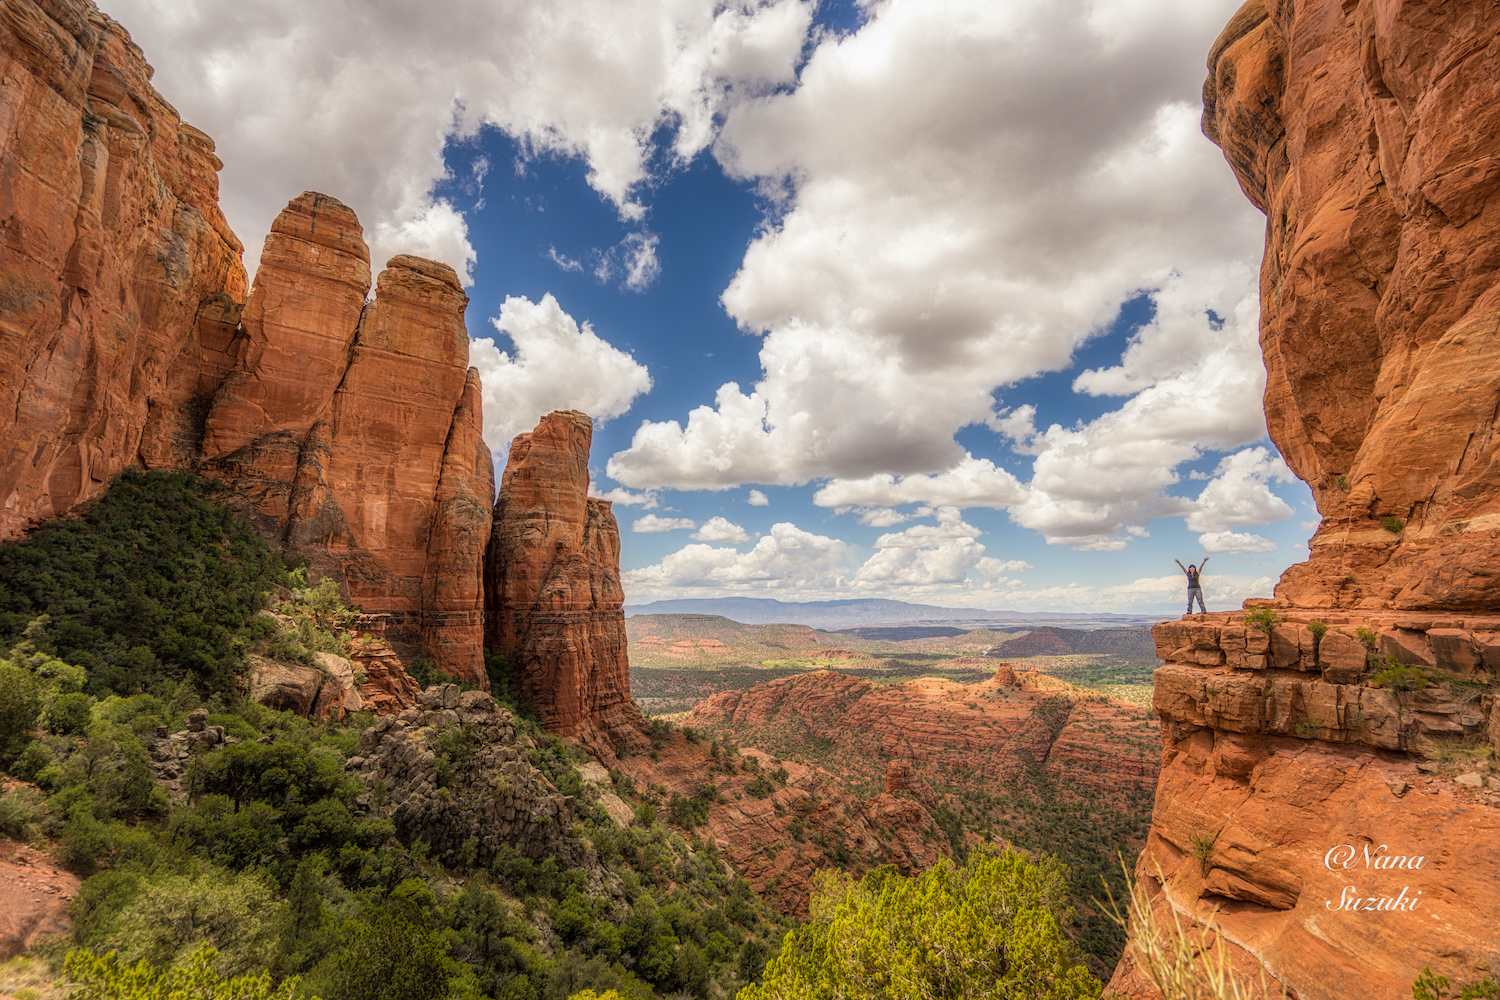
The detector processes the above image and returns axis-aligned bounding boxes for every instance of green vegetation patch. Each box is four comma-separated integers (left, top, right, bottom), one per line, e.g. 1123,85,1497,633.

0,469,290,697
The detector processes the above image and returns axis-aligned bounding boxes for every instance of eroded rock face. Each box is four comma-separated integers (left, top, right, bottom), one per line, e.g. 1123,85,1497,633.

0,0,494,683
0,0,247,538
203,203,494,686
1109,611,1500,1000
1204,0,1500,610
486,411,647,756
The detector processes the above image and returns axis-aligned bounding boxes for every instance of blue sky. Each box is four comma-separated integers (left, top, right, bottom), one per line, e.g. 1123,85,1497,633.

105,0,1315,614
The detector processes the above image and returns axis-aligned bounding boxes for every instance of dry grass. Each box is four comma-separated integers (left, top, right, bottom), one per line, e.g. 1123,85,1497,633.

0,954,68,1000
1105,865,1280,1000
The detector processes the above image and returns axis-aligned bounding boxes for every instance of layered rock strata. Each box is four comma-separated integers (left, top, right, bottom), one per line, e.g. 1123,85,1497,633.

0,0,493,683
486,411,647,756
1108,612,1500,999
1203,0,1500,609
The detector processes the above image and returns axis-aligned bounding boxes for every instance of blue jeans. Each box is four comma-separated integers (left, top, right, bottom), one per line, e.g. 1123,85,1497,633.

1187,587,1206,613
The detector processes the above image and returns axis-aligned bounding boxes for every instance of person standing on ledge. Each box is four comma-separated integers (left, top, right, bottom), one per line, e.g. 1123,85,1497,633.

1175,557,1208,615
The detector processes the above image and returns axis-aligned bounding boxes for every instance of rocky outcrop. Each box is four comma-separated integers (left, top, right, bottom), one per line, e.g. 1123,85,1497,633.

349,684,581,867
1109,612,1500,1000
0,0,494,683
486,411,647,756
1203,0,1500,610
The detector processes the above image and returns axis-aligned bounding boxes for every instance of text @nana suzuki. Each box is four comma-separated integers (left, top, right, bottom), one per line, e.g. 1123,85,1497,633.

1323,844,1426,913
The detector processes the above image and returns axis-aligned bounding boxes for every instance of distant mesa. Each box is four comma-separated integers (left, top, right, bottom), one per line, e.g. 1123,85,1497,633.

624,597,1158,630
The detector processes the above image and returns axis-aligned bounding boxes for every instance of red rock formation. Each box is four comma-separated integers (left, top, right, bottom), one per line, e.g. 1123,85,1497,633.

1109,5,1500,996
615,735,945,915
0,0,494,684
1203,0,1500,610
691,669,1160,811
1110,611,1500,1000
0,0,246,538
486,411,647,755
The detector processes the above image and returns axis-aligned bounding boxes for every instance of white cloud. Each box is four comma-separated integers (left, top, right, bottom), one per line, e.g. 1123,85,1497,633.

851,509,1031,597
547,246,583,272
470,294,652,452
1001,270,1268,549
606,0,1261,491
633,515,695,533
692,516,751,543
621,522,848,601
588,484,659,508
102,0,816,280
857,508,909,527
1186,446,1295,532
814,455,1027,511
747,489,769,506
1197,531,1278,554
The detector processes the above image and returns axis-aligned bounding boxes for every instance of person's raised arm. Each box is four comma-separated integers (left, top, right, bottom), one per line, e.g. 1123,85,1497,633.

1200,557,1210,572
1174,558,1187,574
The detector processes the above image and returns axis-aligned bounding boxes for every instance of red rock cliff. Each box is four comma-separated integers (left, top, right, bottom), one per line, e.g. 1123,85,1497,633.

1205,0,1500,611
1111,3,1500,997
0,0,493,685
486,411,646,756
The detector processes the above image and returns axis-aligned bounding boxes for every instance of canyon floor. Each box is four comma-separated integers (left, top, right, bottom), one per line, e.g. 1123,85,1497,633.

617,619,1163,976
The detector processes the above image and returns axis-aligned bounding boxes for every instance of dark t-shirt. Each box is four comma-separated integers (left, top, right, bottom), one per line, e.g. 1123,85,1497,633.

1186,567,1200,588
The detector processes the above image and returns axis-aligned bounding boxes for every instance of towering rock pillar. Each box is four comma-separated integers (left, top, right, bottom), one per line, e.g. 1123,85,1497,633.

1110,3,1500,997
1203,0,1500,610
201,197,494,686
0,0,494,683
486,411,647,756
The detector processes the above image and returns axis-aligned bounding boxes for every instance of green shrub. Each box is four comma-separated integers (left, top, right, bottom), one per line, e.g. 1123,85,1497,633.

1356,627,1378,648
1413,966,1500,1000
1243,608,1285,634
0,786,45,841
1334,474,1350,492
0,663,40,764
1293,718,1322,738
744,849,1099,1000
1368,663,1428,691
47,691,93,735
1382,515,1404,533
64,944,307,1000
1306,620,1328,640
0,470,291,698
310,911,451,1000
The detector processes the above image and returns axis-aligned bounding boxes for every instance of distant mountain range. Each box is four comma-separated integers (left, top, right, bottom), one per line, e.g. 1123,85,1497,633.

621,597,1160,630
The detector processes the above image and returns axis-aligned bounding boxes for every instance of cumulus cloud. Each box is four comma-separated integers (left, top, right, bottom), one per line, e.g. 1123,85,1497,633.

633,515,695,533
102,0,816,279
814,456,1027,511
621,522,848,601
1198,531,1278,554
747,490,769,506
606,0,1262,491
692,517,752,543
588,484,659,508
1186,447,1296,533
1001,270,1268,549
470,294,652,451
